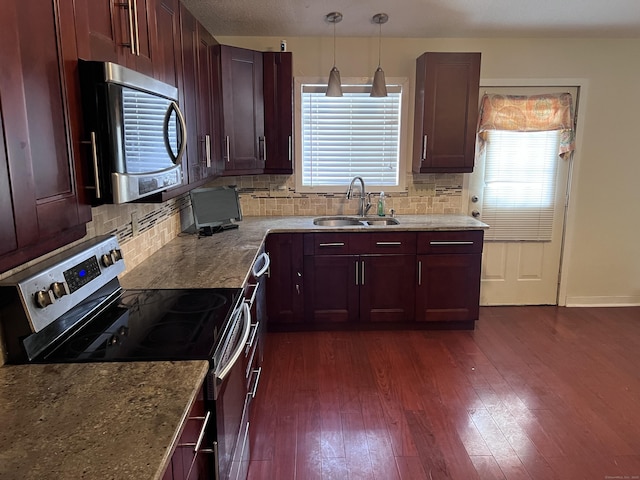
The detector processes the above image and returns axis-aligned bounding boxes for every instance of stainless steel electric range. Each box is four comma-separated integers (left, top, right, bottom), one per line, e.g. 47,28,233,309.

0,235,254,480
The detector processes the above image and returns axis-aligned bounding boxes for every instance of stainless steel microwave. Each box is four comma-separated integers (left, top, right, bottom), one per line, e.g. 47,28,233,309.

78,60,186,204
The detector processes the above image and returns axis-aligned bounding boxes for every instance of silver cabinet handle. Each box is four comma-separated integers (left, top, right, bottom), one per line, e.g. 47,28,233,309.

120,0,136,55
246,321,259,349
131,0,140,55
177,410,211,452
361,260,365,286
244,282,259,309
295,284,300,295
288,135,292,162
319,242,345,247
88,131,101,199
249,367,262,398
355,261,359,286
418,260,422,286
225,135,230,162
422,134,428,161
260,136,267,162
205,134,211,167
429,241,474,246
376,241,401,246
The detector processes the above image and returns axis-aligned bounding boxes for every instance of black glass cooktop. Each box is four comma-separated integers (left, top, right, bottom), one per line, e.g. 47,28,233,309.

37,288,243,363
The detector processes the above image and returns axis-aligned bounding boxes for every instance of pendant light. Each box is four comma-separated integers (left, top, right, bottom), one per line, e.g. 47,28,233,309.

325,12,343,97
370,13,389,97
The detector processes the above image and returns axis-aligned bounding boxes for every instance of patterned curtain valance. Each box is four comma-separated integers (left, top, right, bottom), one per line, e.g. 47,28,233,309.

477,93,575,158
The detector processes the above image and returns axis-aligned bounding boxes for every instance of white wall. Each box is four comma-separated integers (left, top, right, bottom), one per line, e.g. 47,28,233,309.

217,35,640,306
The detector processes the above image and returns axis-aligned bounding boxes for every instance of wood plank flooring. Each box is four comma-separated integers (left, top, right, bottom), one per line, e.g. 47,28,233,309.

247,306,640,479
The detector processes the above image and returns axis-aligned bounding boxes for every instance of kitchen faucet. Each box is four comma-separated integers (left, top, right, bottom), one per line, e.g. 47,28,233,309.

346,176,371,216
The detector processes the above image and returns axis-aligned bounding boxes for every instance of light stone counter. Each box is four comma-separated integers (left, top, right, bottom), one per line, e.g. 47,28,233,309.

0,361,209,480
120,214,487,290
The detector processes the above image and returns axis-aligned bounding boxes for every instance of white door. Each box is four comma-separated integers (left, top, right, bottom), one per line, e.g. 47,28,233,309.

468,86,577,305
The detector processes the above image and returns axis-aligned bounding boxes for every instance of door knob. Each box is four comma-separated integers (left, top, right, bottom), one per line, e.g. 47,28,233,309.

471,195,479,203
472,210,480,218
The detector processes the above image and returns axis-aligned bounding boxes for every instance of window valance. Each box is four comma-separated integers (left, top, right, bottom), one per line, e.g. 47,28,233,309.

477,93,575,158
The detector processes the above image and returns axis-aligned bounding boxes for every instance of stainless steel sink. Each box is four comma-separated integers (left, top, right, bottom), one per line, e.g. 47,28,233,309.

363,218,400,226
313,216,400,227
313,217,364,226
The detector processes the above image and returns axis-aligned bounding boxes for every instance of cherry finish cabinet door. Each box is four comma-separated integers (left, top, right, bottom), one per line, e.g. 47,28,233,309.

360,254,416,323
263,52,293,174
303,254,360,324
216,45,265,175
415,230,484,323
412,52,481,173
265,233,304,326
75,0,154,77
153,0,182,88
0,0,90,273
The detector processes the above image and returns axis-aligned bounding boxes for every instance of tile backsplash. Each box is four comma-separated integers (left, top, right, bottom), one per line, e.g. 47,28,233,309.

210,172,465,217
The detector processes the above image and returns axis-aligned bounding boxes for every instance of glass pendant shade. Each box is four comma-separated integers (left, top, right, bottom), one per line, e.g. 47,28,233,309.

370,66,387,97
325,12,343,97
327,66,343,97
371,13,388,97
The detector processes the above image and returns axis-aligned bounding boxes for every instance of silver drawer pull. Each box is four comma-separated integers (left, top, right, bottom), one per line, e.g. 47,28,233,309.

178,410,211,453
429,241,474,246
319,242,345,247
376,241,402,246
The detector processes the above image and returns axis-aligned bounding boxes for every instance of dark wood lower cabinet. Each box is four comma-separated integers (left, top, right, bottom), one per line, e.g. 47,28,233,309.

266,230,483,331
265,233,304,325
303,255,359,323
416,253,481,322
360,254,416,322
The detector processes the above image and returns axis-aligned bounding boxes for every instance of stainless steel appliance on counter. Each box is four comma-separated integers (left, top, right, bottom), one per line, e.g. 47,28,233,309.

0,235,261,480
78,60,187,204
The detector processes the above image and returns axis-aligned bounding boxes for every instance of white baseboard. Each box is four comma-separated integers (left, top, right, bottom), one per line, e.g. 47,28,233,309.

564,296,640,307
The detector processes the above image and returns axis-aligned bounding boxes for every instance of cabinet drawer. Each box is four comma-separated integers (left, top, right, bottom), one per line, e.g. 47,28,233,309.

365,232,416,254
304,233,352,255
417,231,484,254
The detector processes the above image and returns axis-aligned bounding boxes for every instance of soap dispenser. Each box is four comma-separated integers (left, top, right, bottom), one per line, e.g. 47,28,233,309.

377,192,385,216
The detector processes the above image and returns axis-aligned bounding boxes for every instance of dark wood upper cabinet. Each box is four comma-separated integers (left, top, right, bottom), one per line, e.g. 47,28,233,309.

178,5,219,188
263,52,293,174
215,45,265,175
0,0,91,273
412,52,481,173
152,0,182,88
74,0,154,77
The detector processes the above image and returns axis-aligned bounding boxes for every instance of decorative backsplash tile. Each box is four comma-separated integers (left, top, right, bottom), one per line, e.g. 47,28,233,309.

206,172,465,217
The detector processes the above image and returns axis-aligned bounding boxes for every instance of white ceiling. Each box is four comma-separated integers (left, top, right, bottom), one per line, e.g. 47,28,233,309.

181,0,640,38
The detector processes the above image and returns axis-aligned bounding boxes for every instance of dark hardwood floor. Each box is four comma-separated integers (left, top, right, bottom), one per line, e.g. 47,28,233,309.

248,306,640,479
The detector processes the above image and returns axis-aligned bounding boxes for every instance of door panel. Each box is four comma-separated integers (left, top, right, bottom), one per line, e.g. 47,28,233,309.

469,86,577,305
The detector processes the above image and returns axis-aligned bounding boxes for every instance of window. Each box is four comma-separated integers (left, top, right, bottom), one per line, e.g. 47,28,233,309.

295,79,406,192
482,130,561,241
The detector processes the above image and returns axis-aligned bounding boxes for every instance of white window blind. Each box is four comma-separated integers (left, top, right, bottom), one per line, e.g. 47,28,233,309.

301,84,401,188
482,130,561,241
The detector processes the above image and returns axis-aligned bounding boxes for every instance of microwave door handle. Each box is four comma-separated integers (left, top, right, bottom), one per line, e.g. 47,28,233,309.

163,101,187,164
215,302,251,383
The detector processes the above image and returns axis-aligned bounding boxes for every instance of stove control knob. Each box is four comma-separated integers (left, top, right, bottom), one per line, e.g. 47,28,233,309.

50,281,70,299
101,253,114,267
110,249,123,262
35,290,55,308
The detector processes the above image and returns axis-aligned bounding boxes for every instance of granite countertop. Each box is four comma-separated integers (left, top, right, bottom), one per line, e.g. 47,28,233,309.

120,214,487,290
0,361,209,480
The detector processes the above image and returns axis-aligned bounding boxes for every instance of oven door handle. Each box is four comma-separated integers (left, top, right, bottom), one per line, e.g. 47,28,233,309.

215,302,251,382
